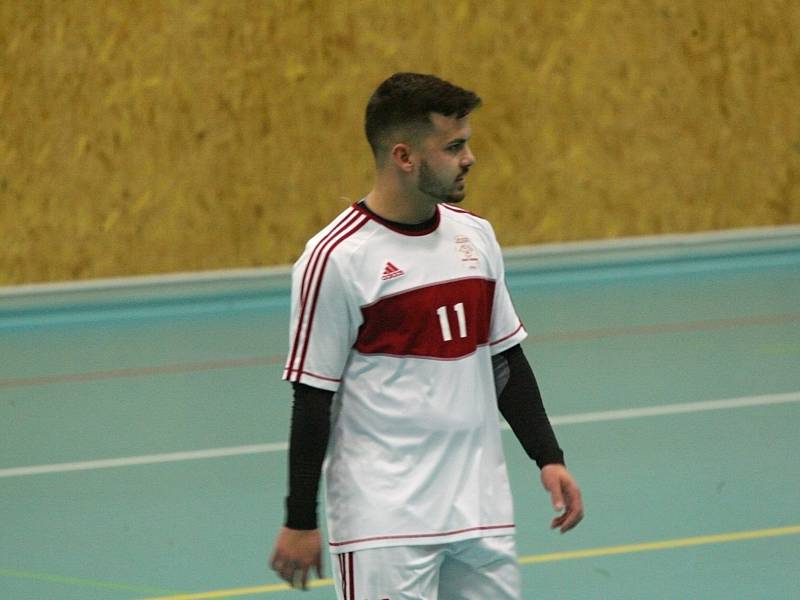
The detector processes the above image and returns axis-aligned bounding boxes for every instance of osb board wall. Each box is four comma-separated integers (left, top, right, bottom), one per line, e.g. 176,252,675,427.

1,0,799,285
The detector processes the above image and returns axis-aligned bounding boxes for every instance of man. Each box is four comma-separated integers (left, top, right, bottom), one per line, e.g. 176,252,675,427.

271,72,583,598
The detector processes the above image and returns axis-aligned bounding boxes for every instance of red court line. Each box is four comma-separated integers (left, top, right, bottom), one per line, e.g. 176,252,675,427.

527,312,800,343
2,312,798,390
0,356,283,389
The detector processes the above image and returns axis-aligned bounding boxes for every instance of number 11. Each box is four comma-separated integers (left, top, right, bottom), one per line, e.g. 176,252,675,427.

436,302,467,341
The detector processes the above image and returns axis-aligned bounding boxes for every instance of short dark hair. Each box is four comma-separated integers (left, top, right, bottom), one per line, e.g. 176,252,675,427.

364,72,481,158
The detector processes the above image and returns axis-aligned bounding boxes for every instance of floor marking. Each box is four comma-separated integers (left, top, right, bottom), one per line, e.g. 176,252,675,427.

0,568,177,595
0,357,281,389
3,392,798,479
138,525,800,599
139,578,334,600
0,443,288,478
2,224,794,296
542,390,800,427
2,312,798,390
758,343,800,355
518,524,800,564
526,311,800,344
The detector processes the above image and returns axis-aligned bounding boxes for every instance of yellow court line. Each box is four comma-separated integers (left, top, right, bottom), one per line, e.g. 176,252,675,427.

139,578,335,600
141,525,800,600
518,524,800,564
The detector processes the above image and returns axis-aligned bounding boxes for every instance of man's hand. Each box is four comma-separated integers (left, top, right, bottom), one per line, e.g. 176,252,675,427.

270,527,323,590
540,464,584,533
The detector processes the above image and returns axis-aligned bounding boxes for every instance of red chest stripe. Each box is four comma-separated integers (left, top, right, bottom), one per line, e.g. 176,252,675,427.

354,278,496,359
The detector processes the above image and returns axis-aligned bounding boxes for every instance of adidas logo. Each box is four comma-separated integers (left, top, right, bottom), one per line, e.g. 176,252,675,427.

381,261,405,280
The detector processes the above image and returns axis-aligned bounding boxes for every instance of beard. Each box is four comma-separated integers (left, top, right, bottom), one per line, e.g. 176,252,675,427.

417,159,466,203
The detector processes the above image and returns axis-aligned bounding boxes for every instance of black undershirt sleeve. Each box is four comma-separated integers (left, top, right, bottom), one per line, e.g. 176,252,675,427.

494,344,565,469
283,382,333,530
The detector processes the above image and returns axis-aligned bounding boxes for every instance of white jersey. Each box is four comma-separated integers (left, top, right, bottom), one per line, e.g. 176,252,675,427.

283,201,528,554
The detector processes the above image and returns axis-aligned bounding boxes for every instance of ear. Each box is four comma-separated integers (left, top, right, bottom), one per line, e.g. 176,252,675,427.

389,143,415,173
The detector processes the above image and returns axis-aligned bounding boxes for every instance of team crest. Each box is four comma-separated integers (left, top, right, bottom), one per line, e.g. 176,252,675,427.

455,235,479,269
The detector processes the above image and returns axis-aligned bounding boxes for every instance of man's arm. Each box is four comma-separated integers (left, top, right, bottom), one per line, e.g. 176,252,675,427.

270,383,332,588
284,383,332,529
493,344,584,533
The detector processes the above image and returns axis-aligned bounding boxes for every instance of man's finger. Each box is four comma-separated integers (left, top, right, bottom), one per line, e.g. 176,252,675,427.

560,510,584,533
555,506,584,533
551,513,567,529
548,483,565,512
272,559,291,581
278,560,297,585
299,566,310,590
282,566,295,584
315,556,324,578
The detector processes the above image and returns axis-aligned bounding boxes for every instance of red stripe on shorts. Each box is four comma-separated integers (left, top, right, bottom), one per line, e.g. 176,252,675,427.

348,552,355,600
338,553,346,597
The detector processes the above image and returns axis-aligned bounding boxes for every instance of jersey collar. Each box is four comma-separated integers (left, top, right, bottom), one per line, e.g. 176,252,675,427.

353,200,441,236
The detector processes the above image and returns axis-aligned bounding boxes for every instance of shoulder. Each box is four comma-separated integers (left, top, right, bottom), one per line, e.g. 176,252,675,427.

439,203,499,243
304,206,365,247
440,203,494,230
297,205,376,273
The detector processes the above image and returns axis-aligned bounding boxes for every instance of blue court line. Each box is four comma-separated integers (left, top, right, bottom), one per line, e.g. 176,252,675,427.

2,228,798,329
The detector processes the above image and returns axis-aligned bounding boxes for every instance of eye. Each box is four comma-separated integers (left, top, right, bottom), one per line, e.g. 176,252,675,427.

447,142,465,153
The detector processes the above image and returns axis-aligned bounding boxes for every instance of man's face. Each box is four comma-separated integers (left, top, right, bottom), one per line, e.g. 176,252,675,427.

415,113,476,203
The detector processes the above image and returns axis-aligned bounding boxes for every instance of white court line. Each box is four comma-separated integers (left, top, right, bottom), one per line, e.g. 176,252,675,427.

541,391,800,426
2,391,799,478
0,443,288,478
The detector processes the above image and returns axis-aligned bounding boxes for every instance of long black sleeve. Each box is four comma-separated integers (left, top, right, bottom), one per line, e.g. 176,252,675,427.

494,344,565,468
284,382,333,530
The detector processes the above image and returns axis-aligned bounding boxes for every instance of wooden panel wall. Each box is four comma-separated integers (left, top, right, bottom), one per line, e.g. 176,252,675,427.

1,0,798,284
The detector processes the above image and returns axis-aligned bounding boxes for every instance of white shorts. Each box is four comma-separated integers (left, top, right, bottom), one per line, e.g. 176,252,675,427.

331,535,521,600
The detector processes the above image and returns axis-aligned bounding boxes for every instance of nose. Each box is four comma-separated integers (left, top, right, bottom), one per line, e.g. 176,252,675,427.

461,145,476,168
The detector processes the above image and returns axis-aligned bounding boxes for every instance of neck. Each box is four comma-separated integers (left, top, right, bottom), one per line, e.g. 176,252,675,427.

365,176,437,225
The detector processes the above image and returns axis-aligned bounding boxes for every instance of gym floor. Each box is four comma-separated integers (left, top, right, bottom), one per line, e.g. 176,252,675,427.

2,230,799,599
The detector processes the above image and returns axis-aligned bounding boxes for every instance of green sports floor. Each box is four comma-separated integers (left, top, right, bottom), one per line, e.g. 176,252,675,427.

2,228,799,600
